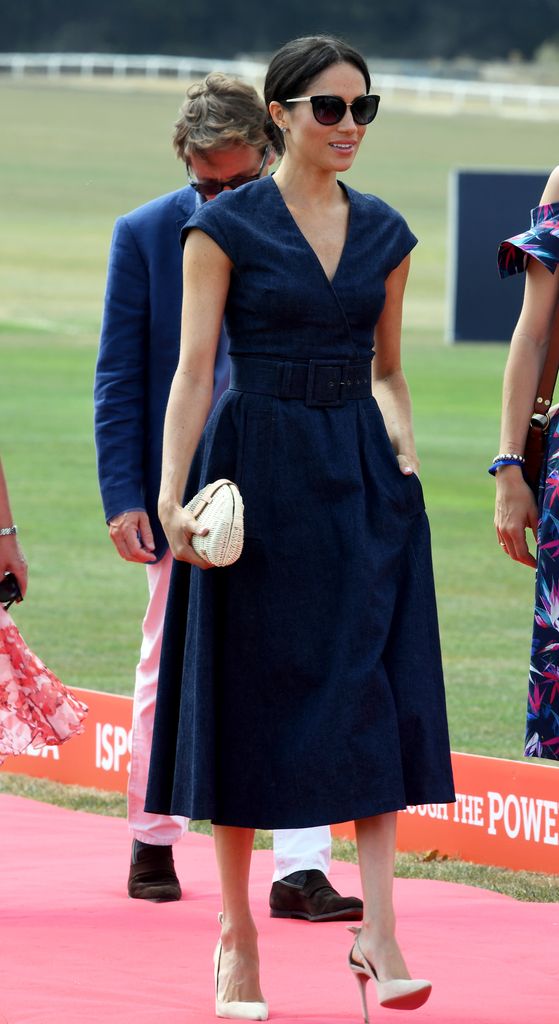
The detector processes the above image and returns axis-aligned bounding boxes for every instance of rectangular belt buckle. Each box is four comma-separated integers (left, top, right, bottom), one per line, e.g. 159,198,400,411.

305,360,349,408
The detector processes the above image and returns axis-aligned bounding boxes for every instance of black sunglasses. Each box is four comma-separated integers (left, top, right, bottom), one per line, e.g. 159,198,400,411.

187,146,270,198
284,94,380,126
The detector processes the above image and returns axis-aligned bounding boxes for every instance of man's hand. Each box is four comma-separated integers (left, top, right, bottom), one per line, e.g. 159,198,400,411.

108,510,157,563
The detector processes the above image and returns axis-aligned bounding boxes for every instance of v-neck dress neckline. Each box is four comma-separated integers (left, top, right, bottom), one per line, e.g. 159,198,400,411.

269,175,353,288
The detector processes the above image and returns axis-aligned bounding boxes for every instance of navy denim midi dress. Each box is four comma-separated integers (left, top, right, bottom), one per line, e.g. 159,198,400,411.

146,175,455,828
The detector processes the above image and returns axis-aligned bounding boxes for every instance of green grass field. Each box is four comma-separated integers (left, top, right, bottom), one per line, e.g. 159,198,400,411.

2,76,559,763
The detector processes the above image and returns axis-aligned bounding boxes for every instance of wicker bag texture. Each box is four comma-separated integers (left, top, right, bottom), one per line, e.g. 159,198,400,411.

185,479,244,567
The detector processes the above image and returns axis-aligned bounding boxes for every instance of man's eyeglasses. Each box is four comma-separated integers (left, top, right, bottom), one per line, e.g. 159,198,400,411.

187,146,270,198
283,94,380,127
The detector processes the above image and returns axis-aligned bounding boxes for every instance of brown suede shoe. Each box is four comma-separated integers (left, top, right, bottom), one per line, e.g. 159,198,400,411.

269,869,363,922
127,839,182,902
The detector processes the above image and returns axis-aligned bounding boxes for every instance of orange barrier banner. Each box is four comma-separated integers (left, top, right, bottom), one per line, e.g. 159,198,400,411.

2,689,558,873
0,688,133,793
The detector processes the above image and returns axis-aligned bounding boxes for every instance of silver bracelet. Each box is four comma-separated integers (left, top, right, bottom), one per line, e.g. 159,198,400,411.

492,453,525,464
0,525,17,536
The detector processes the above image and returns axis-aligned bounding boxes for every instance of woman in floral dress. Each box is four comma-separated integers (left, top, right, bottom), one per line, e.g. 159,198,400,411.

0,457,87,763
494,167,559,760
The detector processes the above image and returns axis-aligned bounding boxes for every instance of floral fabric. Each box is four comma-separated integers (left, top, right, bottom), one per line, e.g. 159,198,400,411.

0,605,87,764
528,416,559,760
498,202,559,277
498,202,559,759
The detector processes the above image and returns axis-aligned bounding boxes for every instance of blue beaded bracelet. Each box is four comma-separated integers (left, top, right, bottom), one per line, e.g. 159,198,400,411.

488,458,524,476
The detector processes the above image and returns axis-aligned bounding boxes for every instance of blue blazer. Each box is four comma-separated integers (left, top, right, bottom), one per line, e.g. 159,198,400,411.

94,185,230,561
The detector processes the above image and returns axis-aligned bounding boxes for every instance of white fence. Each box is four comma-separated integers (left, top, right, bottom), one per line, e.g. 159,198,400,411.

378,72,559,115
0,52,268,82
2,52,559,117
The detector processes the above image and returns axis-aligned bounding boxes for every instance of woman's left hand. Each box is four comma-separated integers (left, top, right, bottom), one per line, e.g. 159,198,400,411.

396,453,419,476
0,534,28,598
495,467,538,568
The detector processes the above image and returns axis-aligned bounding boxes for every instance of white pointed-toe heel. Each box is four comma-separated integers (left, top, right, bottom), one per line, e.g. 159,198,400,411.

347,926,431,1021
214,913,268,1021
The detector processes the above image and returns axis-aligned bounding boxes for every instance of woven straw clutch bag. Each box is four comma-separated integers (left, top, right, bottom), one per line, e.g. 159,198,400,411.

185,479,244,567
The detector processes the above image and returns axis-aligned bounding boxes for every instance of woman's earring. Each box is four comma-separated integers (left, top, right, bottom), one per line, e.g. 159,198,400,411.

280,127,287,134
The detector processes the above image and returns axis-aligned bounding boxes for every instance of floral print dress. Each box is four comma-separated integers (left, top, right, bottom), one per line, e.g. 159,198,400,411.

0,604,87,764
499,202,559,760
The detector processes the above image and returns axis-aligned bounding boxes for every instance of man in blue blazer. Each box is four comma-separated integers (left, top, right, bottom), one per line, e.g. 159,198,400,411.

94,74,362,922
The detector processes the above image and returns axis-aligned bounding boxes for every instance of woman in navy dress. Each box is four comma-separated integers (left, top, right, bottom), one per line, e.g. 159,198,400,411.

147,36,454,1021
494,169,559,761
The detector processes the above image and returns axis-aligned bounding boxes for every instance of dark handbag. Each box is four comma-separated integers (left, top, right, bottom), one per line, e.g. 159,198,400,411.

0,572,23,610
523,304,559,497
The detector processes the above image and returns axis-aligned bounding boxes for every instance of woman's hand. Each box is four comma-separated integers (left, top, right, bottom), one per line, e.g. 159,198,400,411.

494,466,539,568
396,453,420,477
0,533,28,598
159,502,211,569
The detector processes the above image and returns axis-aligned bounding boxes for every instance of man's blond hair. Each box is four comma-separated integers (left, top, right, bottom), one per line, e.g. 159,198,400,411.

173,73,268,161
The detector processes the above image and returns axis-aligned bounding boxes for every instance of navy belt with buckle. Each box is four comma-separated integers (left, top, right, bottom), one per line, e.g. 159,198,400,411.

229,356,372,408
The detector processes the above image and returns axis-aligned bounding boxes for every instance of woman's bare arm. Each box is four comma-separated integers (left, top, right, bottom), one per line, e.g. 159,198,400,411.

0,458,27,596
158,229,232,566
494,168,559,567
373,255,418,475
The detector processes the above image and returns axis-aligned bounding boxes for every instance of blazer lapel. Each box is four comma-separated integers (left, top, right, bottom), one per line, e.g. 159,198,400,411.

175,185,197,237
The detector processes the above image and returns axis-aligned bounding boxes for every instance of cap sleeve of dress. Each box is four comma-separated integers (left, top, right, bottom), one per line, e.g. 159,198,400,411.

385,211,418,275
498,202,559,278
180,194,237,263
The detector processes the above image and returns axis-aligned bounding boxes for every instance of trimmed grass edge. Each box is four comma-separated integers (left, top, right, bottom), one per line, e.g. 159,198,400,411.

1,773,557,903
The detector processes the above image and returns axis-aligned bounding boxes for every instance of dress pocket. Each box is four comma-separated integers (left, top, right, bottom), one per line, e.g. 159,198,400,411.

396,470,425,517
364,397,425,518
383,445,425,518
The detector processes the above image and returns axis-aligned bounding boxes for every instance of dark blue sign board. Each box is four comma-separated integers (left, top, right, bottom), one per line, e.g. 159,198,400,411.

448,170,549,342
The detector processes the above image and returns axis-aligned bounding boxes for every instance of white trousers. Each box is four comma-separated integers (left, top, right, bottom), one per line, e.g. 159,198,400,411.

128,550,331,881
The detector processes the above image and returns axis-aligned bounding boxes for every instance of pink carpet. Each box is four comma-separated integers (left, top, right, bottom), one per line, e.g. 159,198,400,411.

0,795,557,1024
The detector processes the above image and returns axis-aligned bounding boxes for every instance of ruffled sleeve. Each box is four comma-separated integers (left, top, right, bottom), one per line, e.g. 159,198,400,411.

180,192,237,263
498,202,559,278
0,605,88,764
